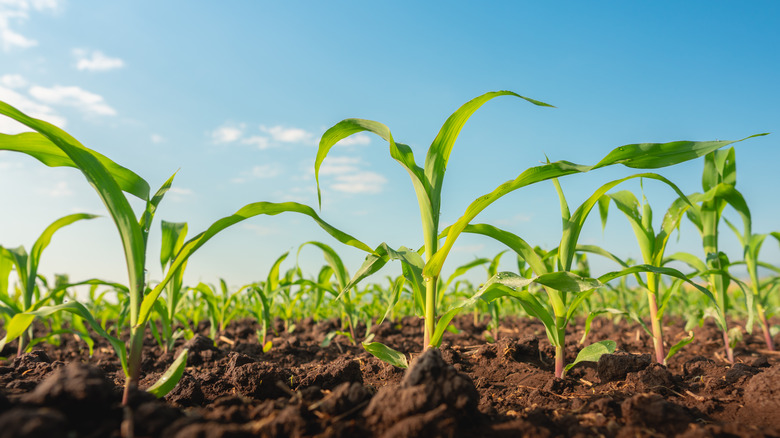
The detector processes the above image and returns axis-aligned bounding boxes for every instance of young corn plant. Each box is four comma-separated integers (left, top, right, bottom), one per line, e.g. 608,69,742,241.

597,182,713,364
297,241,371,344
724,213,780,351
0,213,98,354
669,147,757,362
446,170,702,377
250,251,292,352
150,220,189,353
0,99,375,403
316,90,766,363
193,279,242,343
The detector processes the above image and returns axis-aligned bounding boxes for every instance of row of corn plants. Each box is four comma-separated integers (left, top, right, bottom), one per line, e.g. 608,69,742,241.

0,91,776,396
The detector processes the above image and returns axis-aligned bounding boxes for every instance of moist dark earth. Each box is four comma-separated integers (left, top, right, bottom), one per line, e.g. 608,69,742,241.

1,315,779,437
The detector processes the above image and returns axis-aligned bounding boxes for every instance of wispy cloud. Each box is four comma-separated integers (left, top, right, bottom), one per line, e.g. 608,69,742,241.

36,180,72,197
73,49,125,72
335,133,371,146
317,156,388,194
0,0,63,52
168,187,192,195
240,136,270,149
150,133,165,144
210,123,245,144
0,73,27,88
331,171,387,194
209,122,320,149
260,125,315,144
318,156,361,176
0,81,66,133
231,164,283,183
30,85,117,116
165,186,193,202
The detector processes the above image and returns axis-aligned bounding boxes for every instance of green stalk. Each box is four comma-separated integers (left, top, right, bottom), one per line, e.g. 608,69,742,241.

554,315,566,378
423,275,437,350
702,208,734,363
122,262,146,405
646,271,665,363
757,305,774,351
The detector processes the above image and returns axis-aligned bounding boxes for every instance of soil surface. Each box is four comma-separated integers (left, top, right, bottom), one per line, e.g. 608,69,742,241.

1,315,779,437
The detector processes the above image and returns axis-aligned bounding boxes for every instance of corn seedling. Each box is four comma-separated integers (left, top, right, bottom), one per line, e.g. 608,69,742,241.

725,214,780,351
0,213,98,353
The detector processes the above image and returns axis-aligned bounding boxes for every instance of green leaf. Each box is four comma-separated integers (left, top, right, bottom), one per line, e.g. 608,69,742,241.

429,307,462,347
458,224,548,275
664,331,694,364
298,241,350,290
147,348,188,398
160,221,188,269
362,341,408,368
266,252,290,293
0,131,149,199
424,91,554,229
29,213,99,287
563,340,616,377
0,301,128,375
425,134,766,279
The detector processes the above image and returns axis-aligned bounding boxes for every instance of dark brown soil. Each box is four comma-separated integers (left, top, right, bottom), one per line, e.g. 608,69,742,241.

1,315,779,437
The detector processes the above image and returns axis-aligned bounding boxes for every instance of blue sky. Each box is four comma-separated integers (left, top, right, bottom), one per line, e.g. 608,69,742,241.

0,1,778,290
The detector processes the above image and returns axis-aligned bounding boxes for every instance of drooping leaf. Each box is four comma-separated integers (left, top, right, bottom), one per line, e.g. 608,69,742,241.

147,349,189,398
664,332,694,364
0,131,149,199
562,340,616,376
363,341,408,368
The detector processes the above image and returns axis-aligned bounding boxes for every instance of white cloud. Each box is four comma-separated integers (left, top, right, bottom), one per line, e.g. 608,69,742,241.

314,155,388,194
0,73,27,88
210,123,244,144
336,133,371,147
240,135,270,150
73,49,125,72
0,83,66,133
168,187,192,195
150,133,165,144
29,85,117,116
230,164,282,183
331,171,387,194
260,125,314,144
318,156,360,176
36,180,72,197
1,27,36,50
0,0,63,52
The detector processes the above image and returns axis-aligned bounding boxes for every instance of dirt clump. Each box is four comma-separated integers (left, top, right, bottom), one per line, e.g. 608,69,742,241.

363,348,480,437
